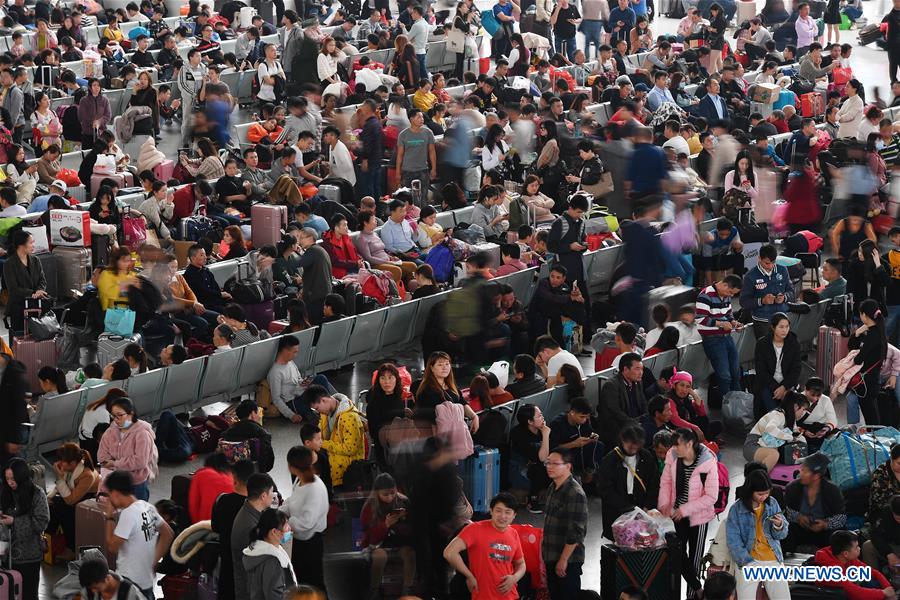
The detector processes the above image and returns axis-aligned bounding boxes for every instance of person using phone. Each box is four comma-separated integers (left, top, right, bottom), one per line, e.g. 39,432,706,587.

359,473,415,597
739,244,795,322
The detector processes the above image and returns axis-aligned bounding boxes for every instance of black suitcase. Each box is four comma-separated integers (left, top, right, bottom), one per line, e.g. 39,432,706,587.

91,234,112,269
858,23,883,45
34,251,59,300
737,223,769,244
171,473,194,517
274,294,290,320
600,536,681,600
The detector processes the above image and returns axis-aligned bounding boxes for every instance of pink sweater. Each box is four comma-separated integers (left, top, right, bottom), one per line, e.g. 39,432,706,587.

658,445,719,526
97,419,159,485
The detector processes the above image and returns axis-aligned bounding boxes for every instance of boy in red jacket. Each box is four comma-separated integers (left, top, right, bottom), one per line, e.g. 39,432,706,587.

814,530,896,600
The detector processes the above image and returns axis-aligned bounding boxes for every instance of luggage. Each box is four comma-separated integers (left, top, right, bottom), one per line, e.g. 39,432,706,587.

722,391,755,434
250,204,288,249
268,320,288,334
33,252,59,300
97,332,142,368
171,473,193,516
600,540,681,600
91,234,112,269
179,215,221,243
0,547,23,600
323,551,371,600
13,309,61,394
90,171,134,196
779,440,809,465
75,498,117,568
817,325,850,390
161,573,198,599
858,23,883,45
121,214,148,252
461,446,500,514
645,286,697,327
317,184,341,205
241,300,274,331
737,0,756,23
800,92,824,118
333,280,360,315
769,463,801,488
153,159,175,182
822,430,893,490
273,294,290,320
197,572,217,600
52,246,92,298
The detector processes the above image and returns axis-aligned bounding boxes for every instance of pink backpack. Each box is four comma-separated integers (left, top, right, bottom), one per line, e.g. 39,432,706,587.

435,401,474,461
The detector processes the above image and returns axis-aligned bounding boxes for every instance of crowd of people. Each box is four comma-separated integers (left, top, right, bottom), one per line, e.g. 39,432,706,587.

0,0,897,597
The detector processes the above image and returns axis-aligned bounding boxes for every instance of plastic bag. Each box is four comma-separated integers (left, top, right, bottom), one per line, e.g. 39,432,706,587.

611,508,665,550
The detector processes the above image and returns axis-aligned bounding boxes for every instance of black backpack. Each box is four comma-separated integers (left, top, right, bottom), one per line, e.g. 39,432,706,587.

472,409,508,449
341,460,380,493
22,92,34,122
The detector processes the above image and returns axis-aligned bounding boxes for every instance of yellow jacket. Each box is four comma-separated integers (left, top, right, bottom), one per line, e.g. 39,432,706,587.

97,270,135,310
318,405,367,486
412,90,437,113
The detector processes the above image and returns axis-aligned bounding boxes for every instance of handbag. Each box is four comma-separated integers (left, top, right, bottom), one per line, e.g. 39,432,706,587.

582,171,614,197
447,26,466,53
56,168,81,187
121,214,147,252
23,225,49,254
224,261,271,304
104,305,136,336
26,311,61,341
93,153,117,176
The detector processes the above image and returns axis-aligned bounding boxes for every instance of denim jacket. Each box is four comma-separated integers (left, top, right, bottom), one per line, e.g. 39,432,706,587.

726,498,789,567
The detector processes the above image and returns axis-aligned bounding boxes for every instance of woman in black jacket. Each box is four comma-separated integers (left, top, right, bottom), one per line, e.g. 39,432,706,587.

706,3,727,74
847,298,888,427
129,71,159,137
2,230,49,334
845,239,889,308
365,363,409,469
754,312,802,418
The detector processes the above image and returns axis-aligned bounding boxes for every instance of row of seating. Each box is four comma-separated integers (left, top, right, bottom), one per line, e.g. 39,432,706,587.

0,15,186,54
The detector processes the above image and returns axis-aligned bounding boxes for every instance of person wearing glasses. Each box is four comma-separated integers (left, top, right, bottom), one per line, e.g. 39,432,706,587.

542,448,588,598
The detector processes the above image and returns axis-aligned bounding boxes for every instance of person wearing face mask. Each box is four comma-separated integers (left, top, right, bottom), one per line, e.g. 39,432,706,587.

97,397,159,501
242,508,297,600
596,425,661,540
284,445,329,593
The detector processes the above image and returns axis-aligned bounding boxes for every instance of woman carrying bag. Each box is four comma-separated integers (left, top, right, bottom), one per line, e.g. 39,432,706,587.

0,458,50,600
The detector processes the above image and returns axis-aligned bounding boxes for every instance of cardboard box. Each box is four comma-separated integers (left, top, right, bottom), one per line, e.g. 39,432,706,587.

752,82,781,104
49,209,91,247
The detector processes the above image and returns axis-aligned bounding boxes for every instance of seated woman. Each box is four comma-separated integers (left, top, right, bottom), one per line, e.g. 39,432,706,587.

97,247,137,311
555,363,585,398
411,264,438,299
217,225,248,262
754,312,802,419
355,211,417,284
78,385,128,463
273,236,303,296
667,370,723,443
359,473,416,598
219,303,270,347
743,392,810,471
519,175,558,224
46,443,100,559
89,186,124,239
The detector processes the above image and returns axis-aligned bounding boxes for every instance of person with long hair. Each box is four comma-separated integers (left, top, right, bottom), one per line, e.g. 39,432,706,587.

556,363,585,398
508,33,530,77
97,246,137,310
129,71,159,137
657,428,719,599
724,150,758,205
366,363,409,469
535,120,568,208
519,174,558,224
725,470,790,600
466,374,492,412
2,230,49,334
286,299,312,333
846,239,889,308
744,392,810,470
180,137,225,181
47,443,100,559
31,90,61,154
123,343,148,375
6,144,38,202
88,185,123,232
705,3,727,74
360,472,415,597
242,508,297,599
0,458,47,600
220,225,248,262
97,396,159,501
414,352,479,432
846,298,889,426
78,386,126,462
284,446,328,593
37,366,68,399
481,123,509,173
753,312,803,417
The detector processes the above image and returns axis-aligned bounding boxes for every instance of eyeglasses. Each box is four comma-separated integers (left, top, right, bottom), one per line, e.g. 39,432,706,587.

542,460,567,467
111,412,128,419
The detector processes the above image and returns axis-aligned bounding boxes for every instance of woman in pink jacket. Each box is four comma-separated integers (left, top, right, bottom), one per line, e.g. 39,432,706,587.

97,396,159,501
658,428,719,600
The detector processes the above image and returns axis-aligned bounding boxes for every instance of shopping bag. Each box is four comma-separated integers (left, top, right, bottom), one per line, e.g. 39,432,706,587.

121,215,147,252
104,306,136,336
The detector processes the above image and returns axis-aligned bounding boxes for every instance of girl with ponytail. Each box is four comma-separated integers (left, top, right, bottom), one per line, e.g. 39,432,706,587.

37,366,68,398
47,442,100,558
847,298,888,426
242,508,297,600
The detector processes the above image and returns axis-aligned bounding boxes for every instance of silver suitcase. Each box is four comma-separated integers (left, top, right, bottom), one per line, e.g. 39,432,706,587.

97,333,142,368
318,184,341,204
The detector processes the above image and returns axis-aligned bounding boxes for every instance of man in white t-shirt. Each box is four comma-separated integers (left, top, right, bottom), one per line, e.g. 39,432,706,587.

610,321,644,370
323,125,356,186
104,470,174,600
535,335,584,386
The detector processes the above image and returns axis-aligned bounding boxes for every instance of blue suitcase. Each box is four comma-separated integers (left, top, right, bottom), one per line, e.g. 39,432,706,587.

462,446,500,514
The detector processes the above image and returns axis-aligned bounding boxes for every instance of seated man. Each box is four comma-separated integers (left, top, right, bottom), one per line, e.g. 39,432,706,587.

641,395,676,443
862,494,900,573
548,396,603,493
817,258,848,301
599,352,648,449
508,403,552,512
266,335,333,424
652,429,674,475
783,452,847,553
700,218,744,286
506,354,547,399
527,265,586,345
797,377,837,453
610,321,643,370
379,199,422,263
221,400,274,473
740,244,795,322
182,244,231,313
534,335,584,387
307,385,367,489
597,424,661,539
78,557,147,600
815,530,895,599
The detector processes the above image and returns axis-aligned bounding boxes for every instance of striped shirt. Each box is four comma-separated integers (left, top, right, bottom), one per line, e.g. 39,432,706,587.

674,457,699,509
695,284,734,337
878,133,900,166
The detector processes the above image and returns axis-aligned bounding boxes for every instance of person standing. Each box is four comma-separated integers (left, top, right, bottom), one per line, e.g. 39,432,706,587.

211,460,256,600
295,228,333,324
284,445,328,594
0,458,49,600
231,473,276,600
551,0,581,61
542,448,588,599
443,492,527,598
846,299,888,427
406,5,430,79
794,2,818,56
396,108,437,194
887,0,900,82
547,194,591,333
356,99,384,201
103,470,174,600
696,275,744,397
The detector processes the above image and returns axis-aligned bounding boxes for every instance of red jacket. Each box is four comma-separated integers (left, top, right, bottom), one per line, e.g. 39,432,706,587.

188,467,234,523
173,184,207,220
814,547,892,600
784,167,822,226
321,230,359,278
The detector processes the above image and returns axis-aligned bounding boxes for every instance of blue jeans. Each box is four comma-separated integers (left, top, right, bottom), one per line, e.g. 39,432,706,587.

580,20,604,60
847,390,861,426
416,53,427,78
358,162,382,201
206,204,241,227
757,386,777,415
663,252,695,286
843,6,862,20
703,335,741,393
134,479,150,501
555,36,577,61
155,409,194,463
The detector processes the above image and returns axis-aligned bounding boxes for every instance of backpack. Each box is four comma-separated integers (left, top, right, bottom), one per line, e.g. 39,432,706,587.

721,188,752,221
701,461,731,514
472,408,508,449
256,377,280,418
59,104,82,143
434,400,474,460
425,242,455,283
444,279,484,338
342,459,380,493
217,438,260,463
22,92,34,122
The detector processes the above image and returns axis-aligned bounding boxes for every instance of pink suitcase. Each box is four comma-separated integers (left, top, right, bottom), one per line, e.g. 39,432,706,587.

769,463,801,488
153,159,175,181
816,325,850,391
0,564,23,600
12,309,60,394
90,171,135,196
250,204,288,249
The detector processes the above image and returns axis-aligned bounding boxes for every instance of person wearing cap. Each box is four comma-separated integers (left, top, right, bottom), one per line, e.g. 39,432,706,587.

782,452,847,553
667,370,722,442
29,181,75,214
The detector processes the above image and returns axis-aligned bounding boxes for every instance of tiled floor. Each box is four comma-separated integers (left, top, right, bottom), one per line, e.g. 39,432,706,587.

32,0,893,595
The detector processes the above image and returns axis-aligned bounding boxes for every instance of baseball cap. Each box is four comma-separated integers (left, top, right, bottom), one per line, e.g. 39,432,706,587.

50,179,68,194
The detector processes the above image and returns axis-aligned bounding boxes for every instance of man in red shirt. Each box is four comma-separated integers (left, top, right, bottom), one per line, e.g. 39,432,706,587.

443,492,527,599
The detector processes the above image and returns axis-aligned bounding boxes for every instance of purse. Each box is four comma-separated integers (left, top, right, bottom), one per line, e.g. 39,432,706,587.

582,171,614,197
26,311,61,341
